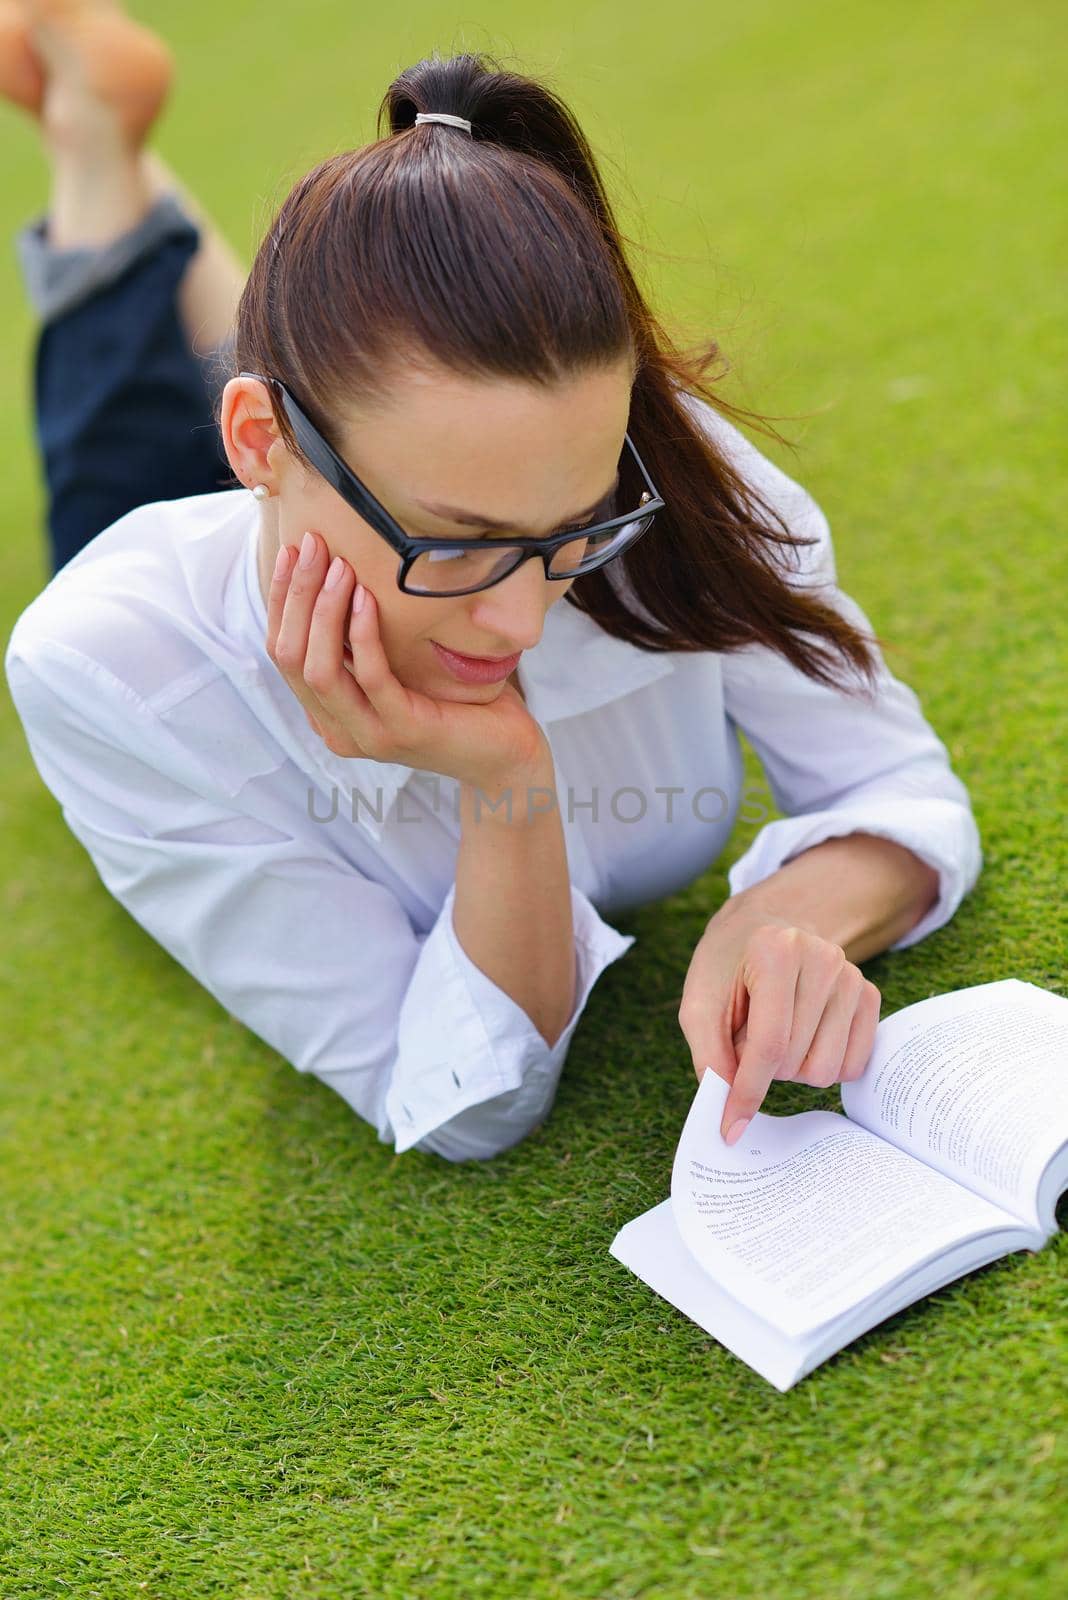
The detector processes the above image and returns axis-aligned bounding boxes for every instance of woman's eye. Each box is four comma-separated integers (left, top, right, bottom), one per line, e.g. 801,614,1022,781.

425,546,473,563
422,509,601,557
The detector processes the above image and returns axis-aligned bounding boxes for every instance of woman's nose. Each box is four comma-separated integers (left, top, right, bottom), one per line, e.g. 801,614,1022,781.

467,554,551,653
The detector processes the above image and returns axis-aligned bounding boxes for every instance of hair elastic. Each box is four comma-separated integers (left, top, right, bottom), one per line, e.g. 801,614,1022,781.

414,111,473,134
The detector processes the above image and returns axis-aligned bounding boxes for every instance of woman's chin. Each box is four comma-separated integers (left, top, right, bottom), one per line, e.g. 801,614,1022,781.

434,678,505,703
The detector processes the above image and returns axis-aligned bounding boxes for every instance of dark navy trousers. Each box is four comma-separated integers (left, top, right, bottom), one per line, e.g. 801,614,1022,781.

27,211,235,575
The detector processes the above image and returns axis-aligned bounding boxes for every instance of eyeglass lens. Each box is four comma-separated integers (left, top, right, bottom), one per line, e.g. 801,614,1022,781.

403,507,656,597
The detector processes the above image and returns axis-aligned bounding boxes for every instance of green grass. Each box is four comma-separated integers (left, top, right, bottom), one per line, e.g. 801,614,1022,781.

1,2,1065,1595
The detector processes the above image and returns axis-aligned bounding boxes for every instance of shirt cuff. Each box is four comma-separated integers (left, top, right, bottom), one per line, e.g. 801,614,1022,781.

726,797,983,952
383,881,636,1157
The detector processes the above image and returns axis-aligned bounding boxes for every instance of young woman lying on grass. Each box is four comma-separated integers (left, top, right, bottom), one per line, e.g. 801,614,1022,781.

2,2,981,1161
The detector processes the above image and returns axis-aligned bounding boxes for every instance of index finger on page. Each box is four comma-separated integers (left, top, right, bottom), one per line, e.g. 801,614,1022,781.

719,963,798,1143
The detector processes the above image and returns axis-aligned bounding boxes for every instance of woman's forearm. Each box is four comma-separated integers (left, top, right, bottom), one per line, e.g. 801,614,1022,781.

715,832,942,964
452,751,577,1048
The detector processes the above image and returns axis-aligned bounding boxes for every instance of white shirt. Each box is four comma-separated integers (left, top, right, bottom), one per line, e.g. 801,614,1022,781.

4,395,982,1161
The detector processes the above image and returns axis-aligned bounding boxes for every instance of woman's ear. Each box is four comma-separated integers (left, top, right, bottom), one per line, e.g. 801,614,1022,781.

219,375,283,492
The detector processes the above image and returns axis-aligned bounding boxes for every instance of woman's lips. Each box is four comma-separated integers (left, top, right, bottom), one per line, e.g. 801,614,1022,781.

342,640,519,689
432,641,521,684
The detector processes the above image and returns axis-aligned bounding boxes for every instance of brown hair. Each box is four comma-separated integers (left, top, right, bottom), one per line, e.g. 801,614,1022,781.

226,50,884,699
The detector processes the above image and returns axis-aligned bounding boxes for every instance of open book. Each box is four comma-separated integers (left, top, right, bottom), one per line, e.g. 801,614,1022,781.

610,978,1068,1391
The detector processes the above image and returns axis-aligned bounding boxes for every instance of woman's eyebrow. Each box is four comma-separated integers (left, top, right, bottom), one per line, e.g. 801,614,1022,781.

412,470,620,533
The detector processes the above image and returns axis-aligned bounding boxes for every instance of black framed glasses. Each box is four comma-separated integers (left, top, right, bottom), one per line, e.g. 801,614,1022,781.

241,370,665,598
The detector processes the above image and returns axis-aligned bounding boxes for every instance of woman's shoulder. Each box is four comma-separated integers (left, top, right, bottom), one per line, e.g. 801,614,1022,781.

5,488,286,804
6,488,261,710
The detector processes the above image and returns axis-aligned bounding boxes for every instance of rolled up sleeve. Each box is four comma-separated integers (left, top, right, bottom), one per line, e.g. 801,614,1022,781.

5,640,634,1160
384,879,634,1159
720,494,982,952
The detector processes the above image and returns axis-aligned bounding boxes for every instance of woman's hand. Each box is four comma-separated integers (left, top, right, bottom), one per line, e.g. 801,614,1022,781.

266,532,548,793
676,901,882,1145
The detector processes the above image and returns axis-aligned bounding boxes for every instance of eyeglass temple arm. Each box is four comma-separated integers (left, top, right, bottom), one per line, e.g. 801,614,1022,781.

623,431,661,503
240,369,404,538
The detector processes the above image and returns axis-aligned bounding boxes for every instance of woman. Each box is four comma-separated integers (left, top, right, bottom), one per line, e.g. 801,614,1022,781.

3,3,981,1161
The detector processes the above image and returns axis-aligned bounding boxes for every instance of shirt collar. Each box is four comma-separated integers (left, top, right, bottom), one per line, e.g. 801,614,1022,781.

239,497,676,842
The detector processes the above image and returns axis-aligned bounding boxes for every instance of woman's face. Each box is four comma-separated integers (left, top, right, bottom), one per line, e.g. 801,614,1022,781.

223,355,634,703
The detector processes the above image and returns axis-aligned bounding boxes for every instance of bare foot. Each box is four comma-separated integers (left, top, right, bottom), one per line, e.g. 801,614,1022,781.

2,0,173,148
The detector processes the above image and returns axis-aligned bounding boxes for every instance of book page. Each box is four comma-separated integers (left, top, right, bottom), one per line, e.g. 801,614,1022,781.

610,1198,1036,1393
670,1070,1021,1341
609,1200,807,1393
841,978,1068,1225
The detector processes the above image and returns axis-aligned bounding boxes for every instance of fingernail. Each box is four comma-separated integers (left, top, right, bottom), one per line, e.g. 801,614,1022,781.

272,545,292,581
298,531,317,569
354,582,366,615
324,555,345,590
724,1117,750,1146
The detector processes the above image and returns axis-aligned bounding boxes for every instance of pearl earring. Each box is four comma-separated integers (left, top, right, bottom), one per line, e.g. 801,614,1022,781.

252,483,271,501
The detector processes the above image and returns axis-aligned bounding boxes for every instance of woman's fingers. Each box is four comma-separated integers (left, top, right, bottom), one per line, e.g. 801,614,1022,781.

778,936,852,1087
265,541,298,658
784,946,879,1088
791,969,866,1088
313,560,416,754
303,554,357,698
267,534,365,751
679,913,882,1145
342,580,420,736
719,928,801,1140
266,532,419,761
263,530,545,791
718,927,872,1138
272,531,331,679
838,980,882,1081
267,541,327,729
